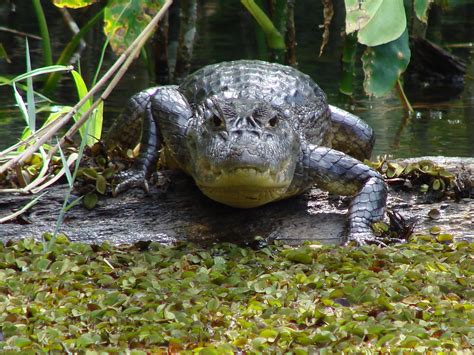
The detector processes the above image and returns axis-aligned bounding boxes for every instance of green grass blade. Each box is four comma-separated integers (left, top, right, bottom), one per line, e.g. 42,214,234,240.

71,69,92,142
43,8,104,93
32,0,53,66
51,117,92,243
90,101,103,144
25,38,36,132
70,70,90,105
0,191,48,223
64,195,84,213
12,65,72,83
12,82,29,126
70,70,103,145
58,143,74,188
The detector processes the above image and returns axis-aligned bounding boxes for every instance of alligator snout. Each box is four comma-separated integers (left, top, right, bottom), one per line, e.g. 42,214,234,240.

221,147,270,173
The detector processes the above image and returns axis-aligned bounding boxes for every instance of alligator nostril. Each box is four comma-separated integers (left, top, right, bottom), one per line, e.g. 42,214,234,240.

268,116,278,127
233,129,242,137
213,115,223,127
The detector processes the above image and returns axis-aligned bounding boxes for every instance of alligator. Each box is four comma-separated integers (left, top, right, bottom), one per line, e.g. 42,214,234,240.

107,60,388,245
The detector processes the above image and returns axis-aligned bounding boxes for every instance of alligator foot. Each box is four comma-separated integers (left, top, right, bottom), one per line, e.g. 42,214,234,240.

346,230,409,247
112,169,149,196
346,232,388,247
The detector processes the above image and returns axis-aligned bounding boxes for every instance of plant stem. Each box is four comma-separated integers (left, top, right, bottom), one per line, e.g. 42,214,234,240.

395,79,414,114
32,0,53,66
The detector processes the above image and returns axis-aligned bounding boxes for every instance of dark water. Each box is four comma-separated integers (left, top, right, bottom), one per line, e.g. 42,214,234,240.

0,0,473,158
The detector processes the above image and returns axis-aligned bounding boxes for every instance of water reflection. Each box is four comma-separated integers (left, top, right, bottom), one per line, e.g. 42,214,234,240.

0,0,473,158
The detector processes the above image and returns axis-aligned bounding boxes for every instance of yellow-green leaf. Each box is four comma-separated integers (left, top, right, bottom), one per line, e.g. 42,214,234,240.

96,174,107,195
52,0,97,9
345,0,383,34
104,0,164,54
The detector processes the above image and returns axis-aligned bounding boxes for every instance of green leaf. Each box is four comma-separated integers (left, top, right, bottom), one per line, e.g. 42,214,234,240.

345,0,383,34
259,328,278,341
14,337,32,348
52,0,96,8
357,0,406,46
50,259,71,275
104,1,164,54
414,0,434,23
284,246,313,264
122,306,142,315
83,192,98,210
95,174,107,195
89,101,103,145
75,333,100,348
71,70,98,146
362,29,410,96
436,234,453,243
0,43,10,63
198,347,220,355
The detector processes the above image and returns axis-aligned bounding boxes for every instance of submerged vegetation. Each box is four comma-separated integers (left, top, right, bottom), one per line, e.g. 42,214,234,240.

0,235,472,352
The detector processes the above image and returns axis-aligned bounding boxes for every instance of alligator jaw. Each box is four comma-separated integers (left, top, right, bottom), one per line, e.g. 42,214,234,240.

194,163,293,208
198,185,289,208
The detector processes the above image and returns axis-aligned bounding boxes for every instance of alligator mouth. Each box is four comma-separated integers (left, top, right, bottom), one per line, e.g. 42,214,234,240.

199,185,288,208
194,160,293,208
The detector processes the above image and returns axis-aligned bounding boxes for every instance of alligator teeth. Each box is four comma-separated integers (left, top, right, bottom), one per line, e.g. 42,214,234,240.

231,167,268,176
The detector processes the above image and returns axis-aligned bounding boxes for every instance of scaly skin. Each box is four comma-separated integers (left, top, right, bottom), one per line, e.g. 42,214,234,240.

107,60,387,244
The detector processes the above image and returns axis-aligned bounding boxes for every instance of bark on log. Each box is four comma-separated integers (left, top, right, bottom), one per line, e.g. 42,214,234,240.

0,157,472,245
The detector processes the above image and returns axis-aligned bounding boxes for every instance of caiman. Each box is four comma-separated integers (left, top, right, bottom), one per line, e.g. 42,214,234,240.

107,60,388,245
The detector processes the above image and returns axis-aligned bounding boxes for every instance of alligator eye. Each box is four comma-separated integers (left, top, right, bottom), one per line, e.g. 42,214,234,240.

268,116,278,127
212,115,224,128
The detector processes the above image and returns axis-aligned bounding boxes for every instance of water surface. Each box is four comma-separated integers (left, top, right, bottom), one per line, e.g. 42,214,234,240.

0,0,473,158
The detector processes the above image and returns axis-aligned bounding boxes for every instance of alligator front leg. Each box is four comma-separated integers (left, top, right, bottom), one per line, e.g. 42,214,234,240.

109,86,192,195
112,96,160,195
296,144,388,245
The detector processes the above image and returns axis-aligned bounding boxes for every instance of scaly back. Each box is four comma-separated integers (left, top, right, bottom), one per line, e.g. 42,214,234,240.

179,60,332,145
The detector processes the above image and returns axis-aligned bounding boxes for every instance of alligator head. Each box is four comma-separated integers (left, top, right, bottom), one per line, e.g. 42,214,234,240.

186,96,300,208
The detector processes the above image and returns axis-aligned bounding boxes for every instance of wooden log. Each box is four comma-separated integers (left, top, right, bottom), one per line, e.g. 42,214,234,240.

0,157,472,245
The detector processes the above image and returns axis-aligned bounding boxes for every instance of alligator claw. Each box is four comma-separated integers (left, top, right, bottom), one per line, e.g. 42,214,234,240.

346,231,387,247
112,169,149,196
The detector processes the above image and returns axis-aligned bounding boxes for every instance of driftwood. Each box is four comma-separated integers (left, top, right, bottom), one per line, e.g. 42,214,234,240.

0,157,472,246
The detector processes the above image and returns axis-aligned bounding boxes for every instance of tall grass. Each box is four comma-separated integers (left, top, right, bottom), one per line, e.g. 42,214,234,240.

0,42,102,241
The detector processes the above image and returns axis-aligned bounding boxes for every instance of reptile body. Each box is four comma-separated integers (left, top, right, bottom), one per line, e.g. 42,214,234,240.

107,60,387,244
